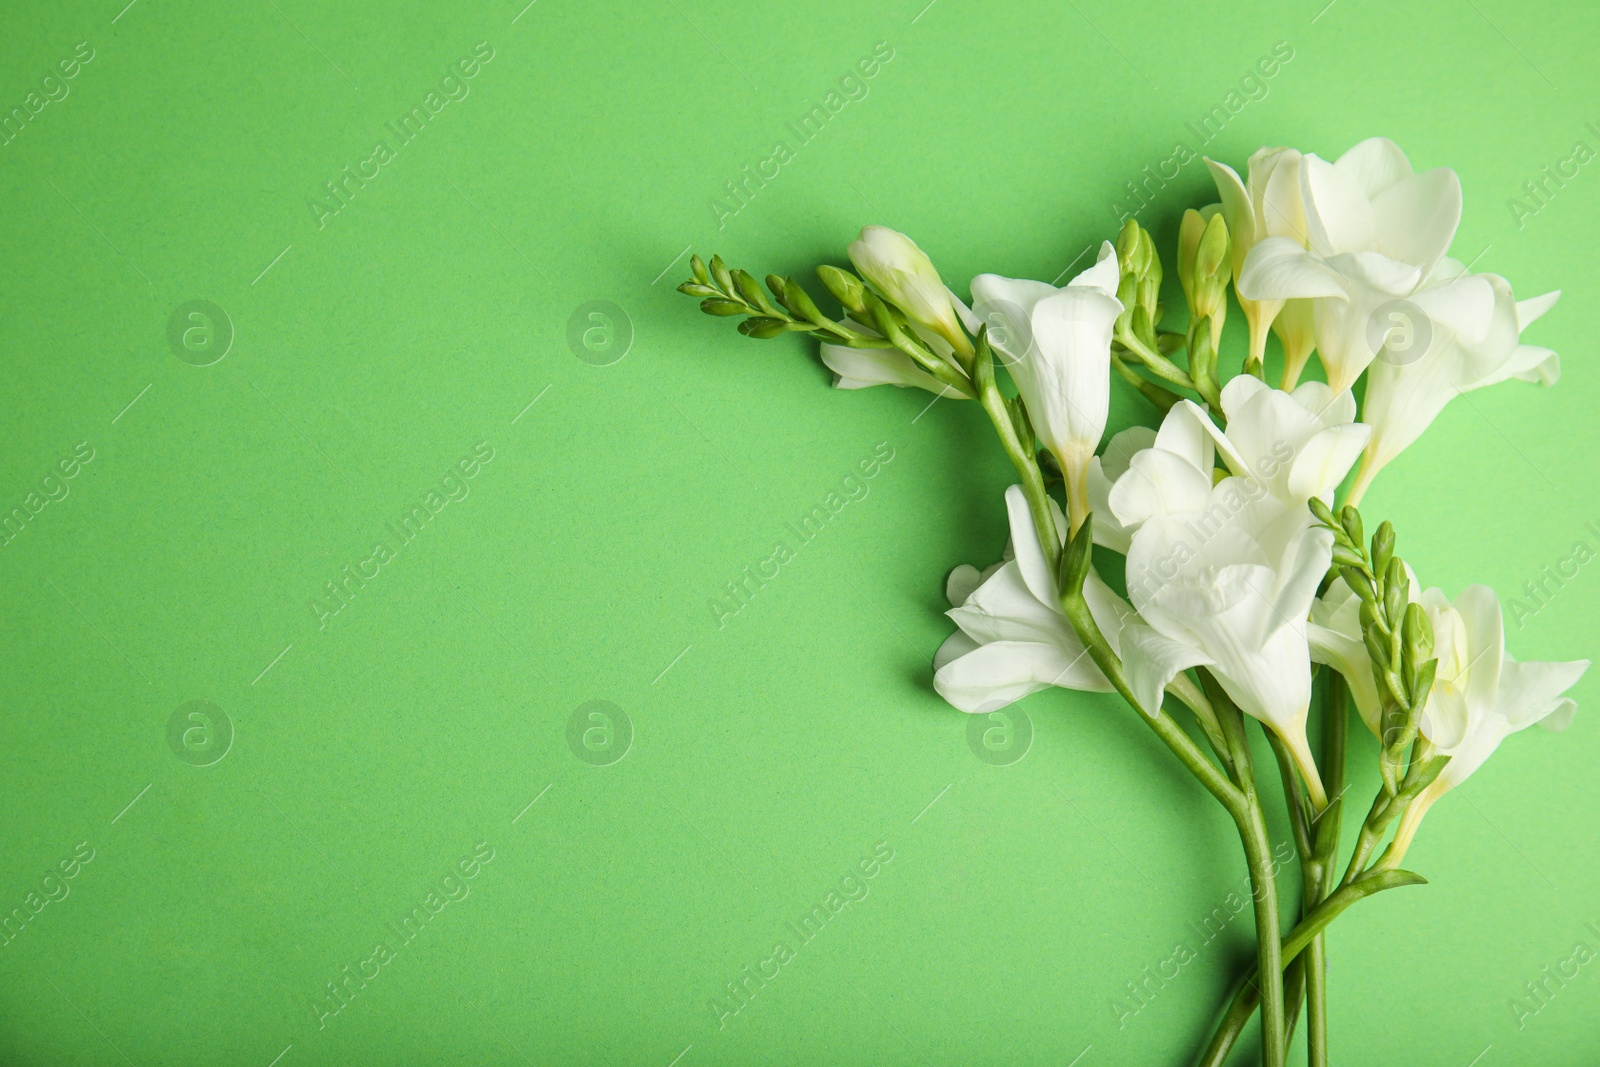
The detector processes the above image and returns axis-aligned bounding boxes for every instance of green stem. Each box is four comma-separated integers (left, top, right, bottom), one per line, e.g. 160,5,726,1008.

1305,675,1349,1067
1115,329,1197,391
1194,869,1426,1067
973,336,1058,573
1110,352,1181,412
1058,593,1242,814
1204,679,1285,1067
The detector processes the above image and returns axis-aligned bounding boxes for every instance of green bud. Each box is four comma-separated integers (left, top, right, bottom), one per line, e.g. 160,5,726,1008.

1059,514,1095,600
1309,497,1338,529
738,316,788,339
1402,602,1431,661
972,326,996,394
1410,658,1437,712
1116,219,1148,276
1371,522,1396,578
817,265,866,313
1331,543,1365,569
1196,212,1229,289
733,269,769,311
678,281,719,298
1339,506,1365,551
1007,394,1035,454
700,298,746,317
1363,623,1391,672
1177,209,1206,313
1342,566,1378,606
690,254,710,286
1189,321,1218,402
863,291,904,342
1384,557,1408,623
765,273,788,305
709,254,734,295
780,278,824,324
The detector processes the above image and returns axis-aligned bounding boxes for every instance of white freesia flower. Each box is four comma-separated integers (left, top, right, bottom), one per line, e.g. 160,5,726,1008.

1347,264,1561,505
819,296,981,396
1106,396,1357,804
969,242,1124,533
1238,137,1478,394
1311,582,1588,864
933,485,1132,713
1206,147,1315,377
848,226,972,357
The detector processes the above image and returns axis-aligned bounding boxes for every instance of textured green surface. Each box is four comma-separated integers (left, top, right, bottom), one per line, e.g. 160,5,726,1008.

1,1,1596,1063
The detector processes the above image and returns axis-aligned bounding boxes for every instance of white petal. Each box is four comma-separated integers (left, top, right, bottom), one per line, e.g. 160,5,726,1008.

1004,485,1065,606
1238,238,1350,302
1370,168,1462,276
950,560,1067,647
946,564,983,608
1453,584,1505,716
1219,376,1273,437
933,639,1109,713
1026,286,1122,455
933,629,979,672
1206,158,1256,261
819,343,952,394
1120,620,1213,718
1289,379,1355,426
1516,289,1560,329
1153,402,1216,474
1496,657,1589,731
1333,137,1414,198
1108,447,1214,529
1087,458,1133,554
1070,240,1121,296
1258,150,1309,244
1301,155,1375,256
1472,344,1559,389
1101,426,1159,481
1287,423,1370,504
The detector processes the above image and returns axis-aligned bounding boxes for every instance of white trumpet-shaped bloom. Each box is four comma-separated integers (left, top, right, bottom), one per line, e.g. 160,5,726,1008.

970,242,1123,530
933,485,1132,714
1206,147,1314,376
1238,137,1474,394
1349,262,1561,504
1310,580,1588,862
1105,395,1363,804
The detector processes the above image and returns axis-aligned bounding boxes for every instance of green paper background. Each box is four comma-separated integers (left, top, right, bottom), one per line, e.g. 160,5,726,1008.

1,0,1596,1063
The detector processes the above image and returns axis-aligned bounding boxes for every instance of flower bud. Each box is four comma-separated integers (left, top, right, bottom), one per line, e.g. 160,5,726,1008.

847,226,968,353
816,265,866,313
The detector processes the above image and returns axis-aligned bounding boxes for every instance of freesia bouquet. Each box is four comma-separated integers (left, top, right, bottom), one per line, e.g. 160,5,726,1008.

676,137,1587,1066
